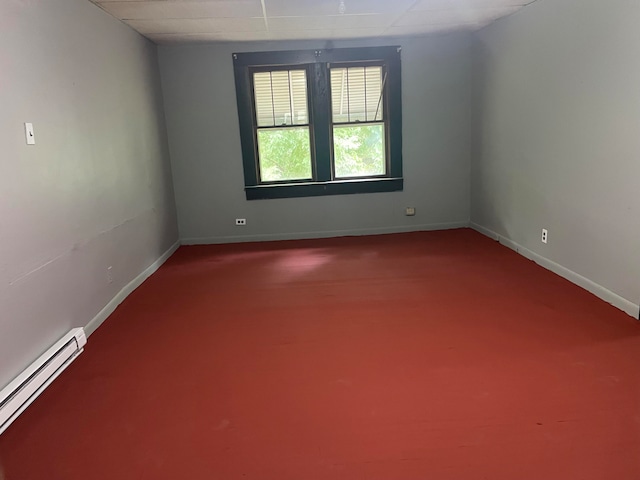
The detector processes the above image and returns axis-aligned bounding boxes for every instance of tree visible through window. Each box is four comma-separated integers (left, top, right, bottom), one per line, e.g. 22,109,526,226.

253,69,312,182
330,65,386,178
233,47,403,199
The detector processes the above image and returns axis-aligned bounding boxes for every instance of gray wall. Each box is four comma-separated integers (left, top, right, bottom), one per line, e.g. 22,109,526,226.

0,0,179,388
471,0,640,314
158,34,472,243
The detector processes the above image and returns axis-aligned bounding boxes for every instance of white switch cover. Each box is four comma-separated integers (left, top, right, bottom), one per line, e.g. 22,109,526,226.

25,123,35,145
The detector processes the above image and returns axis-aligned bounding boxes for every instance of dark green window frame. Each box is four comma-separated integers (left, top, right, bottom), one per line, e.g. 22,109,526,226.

233,46,403,200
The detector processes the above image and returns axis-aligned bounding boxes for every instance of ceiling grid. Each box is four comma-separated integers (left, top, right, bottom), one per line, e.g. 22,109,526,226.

89,0,538,44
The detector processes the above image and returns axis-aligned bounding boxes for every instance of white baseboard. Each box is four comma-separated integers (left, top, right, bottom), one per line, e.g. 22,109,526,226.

469,222,499,241
181,221,469,245
85,240,180,336
469,222,639,319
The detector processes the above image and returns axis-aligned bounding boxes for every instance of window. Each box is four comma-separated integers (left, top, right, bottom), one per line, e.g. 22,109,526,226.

330,65,385,178
253,69,312,182
233,47,402,200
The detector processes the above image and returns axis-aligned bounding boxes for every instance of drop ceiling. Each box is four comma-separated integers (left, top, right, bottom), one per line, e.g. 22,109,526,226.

89,0,538,44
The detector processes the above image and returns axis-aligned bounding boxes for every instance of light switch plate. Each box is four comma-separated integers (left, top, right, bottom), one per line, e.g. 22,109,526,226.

25,123,35,145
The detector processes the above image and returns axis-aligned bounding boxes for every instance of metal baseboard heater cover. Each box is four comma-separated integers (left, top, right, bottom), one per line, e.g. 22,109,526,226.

0,328,87,435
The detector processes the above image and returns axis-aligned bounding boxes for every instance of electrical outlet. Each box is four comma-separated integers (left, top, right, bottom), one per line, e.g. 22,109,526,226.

107,266,113,284
541,229,548,244
405,207,416,216
235,218,246,226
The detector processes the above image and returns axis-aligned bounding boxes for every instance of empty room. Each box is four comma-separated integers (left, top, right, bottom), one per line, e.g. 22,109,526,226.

1,0,639,478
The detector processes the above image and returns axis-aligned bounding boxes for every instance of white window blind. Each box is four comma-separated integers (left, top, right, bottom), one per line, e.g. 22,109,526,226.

330,66,383,124
253,70,308,127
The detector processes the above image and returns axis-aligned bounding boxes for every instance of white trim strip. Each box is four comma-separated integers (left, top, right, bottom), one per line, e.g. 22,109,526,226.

470,222,639,319
181,221,469,245
85,241,180,336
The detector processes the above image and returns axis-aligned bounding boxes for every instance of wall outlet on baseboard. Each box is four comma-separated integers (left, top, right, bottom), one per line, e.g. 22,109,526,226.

235,218,246,226
541,228,548,244
405,207,416,216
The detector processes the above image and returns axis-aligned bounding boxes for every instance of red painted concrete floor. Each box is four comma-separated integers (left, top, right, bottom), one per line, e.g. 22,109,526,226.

1,229,639,479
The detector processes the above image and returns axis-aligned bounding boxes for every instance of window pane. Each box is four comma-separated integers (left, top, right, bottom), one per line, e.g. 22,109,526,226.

257,127,312,182
333,124,385,178
330,66,383,123
253,70,308,127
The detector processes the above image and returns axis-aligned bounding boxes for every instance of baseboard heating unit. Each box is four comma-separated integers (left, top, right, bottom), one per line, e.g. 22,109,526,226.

0,328,87,435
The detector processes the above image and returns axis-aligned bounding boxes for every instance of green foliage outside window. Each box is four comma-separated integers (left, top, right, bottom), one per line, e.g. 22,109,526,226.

333,124,385,178
257,128,312,182
257,124,385,182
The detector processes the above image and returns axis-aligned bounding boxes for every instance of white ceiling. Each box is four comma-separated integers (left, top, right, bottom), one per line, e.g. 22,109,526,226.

89,0,538,45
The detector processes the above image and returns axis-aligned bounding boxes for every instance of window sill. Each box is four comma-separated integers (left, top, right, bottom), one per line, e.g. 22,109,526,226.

245,177,403,200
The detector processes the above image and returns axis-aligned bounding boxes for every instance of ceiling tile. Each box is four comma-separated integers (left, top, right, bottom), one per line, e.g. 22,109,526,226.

330,27,387,39
125,17,266,35
268,14,395,31
410,0,531,10
97,1,263,20
383,23,481,36
393,6,520,26
266,29,333,40
147,32,271,44
333,13,401,28
264,0,415,17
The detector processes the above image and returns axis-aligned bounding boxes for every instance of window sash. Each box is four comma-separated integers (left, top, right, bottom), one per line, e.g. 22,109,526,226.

329,62,390,179
332,122,387,179
252,68,310,128
256,126,314,183
330,64,386,125
250,65,315,184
